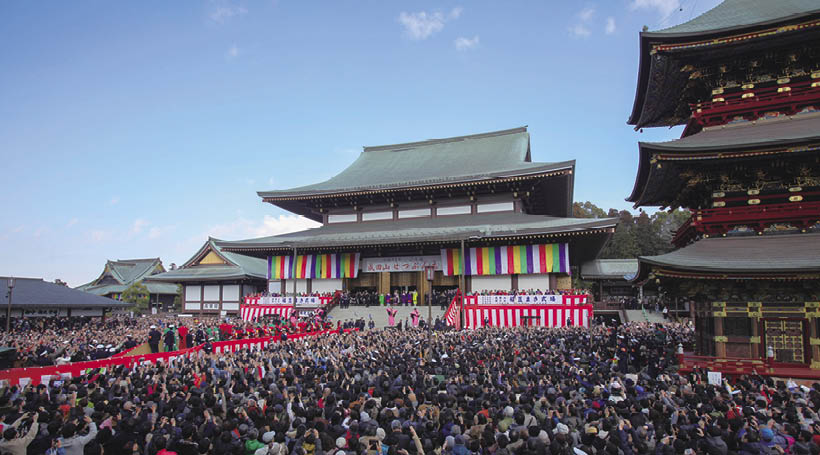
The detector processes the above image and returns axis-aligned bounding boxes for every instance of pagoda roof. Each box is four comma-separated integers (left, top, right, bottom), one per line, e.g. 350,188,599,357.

217,212,617,253
633,232,820,281
628,0,820,128
148,238,267,283
628,113,820,206
258,127,573,200
76,257,177,296
1,277,131,309
646,0,819,38
581,259,639,280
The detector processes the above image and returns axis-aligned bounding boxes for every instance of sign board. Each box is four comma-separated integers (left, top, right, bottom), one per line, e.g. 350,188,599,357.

707,371,722,386
362,256,441,273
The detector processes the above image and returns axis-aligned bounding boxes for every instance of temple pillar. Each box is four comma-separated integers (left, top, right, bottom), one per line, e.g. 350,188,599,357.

808,302,820,369
378,272,390,295
714,315,727,358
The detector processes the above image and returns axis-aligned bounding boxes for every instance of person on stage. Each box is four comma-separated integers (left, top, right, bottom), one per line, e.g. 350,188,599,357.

386,307,397,327
410,308,420,327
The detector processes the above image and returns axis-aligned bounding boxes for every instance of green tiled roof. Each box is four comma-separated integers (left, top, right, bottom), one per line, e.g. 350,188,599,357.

217,212,617,251
80,282,178,296
258,127,574,199
638,233,820,273
640,113,820,152
581,259,638,280
77,257,177,296
648,0,820,37
148,238,267,283
628,0,820,128
627,113,820,205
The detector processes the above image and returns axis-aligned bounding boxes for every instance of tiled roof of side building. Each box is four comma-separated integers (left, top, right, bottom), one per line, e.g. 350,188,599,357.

646,0,820,38
258,127,574,199
1,277,131,308
581,259,639,280
148,238,267,282
217,212,618,250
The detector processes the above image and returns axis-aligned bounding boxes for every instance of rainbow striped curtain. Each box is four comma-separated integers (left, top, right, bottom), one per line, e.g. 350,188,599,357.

440,244,569,276
268,253,360,280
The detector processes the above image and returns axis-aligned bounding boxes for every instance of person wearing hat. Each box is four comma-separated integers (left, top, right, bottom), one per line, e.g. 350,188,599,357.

163,325,176,352
148,325,161,353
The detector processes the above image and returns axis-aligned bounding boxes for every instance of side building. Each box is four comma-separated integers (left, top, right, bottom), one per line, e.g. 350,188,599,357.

76,258,178,309
626,0,820,374
219,127,617,303
2,277,130,318
147,238,267,315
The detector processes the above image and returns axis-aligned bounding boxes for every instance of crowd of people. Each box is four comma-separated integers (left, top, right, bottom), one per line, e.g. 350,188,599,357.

7,320,817,455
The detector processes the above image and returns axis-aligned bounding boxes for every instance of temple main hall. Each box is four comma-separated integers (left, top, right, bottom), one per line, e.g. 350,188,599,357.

165,127,616,313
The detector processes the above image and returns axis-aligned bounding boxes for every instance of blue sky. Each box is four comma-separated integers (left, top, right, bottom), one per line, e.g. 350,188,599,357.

0,0,722,286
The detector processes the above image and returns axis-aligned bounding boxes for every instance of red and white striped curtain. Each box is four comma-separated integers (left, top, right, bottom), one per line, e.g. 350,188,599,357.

240,305,293,322
462,304,592,329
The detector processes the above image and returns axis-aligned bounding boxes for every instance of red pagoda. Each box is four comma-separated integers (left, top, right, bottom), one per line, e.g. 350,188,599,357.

627,0,820,376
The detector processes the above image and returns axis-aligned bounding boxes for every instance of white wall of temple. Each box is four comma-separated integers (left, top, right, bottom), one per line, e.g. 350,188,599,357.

312,278,343,294
518,274,551,291
284,279,308,293
471,275,512,292
185,285,201,302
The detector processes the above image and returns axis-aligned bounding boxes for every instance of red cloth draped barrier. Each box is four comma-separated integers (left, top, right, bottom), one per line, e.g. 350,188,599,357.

0,328,358,387
446,294,592,329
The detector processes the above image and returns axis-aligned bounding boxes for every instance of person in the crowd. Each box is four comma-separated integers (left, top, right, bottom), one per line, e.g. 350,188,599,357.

0,411,39,455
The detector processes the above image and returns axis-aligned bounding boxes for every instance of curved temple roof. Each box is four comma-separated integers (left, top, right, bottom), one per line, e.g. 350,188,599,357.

258,127,574,199
627,0,820,128
217,212,617,252
633,233,820,281
148,238,267,283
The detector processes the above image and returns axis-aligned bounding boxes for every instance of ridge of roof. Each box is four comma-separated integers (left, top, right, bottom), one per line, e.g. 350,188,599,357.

362,126,528,153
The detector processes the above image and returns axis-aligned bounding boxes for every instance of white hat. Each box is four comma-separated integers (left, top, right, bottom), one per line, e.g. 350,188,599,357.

97,344,104,349
150,325,156,329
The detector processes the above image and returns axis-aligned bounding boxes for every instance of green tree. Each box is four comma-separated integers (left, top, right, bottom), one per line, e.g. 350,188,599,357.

121,282,150,314
572,201,608,218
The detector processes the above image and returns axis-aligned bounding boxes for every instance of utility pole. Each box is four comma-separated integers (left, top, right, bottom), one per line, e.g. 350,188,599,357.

6,277,15,332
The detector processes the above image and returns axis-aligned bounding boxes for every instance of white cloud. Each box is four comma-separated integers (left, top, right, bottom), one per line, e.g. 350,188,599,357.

66,218,79,228
109,196,120,205
605,17,616,34
454,35,479,51
206,214,319,241
210,1,247,23
569,6,595,38
131,218,149,235
578,7,595,21
226,44,240,59
630,0,679,18
568,24,591,37
148,225,176,240
90,230,112,242
398,7,463,40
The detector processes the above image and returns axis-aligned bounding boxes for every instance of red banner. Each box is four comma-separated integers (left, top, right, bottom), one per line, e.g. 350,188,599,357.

0,328,357,387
